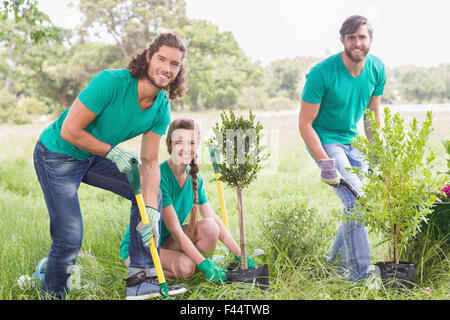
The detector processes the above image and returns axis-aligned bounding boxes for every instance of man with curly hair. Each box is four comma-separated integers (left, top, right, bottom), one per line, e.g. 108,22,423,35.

33,33,187,299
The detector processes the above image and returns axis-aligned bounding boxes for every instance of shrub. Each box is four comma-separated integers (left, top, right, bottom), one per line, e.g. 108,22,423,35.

352,108,443,264
236,86,269,110
18,96,49,116
0,90,19,124
259,200,332,264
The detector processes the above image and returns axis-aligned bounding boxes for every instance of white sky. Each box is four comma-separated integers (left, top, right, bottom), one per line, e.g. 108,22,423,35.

37,0,450,68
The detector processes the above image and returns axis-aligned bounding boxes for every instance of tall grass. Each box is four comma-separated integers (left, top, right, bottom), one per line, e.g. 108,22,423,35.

0,119,448,300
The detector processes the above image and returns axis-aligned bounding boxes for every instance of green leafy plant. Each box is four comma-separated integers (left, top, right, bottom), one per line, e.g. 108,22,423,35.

210,108,268,268
442,139,450,175
352,107,444,265
259,200,331,264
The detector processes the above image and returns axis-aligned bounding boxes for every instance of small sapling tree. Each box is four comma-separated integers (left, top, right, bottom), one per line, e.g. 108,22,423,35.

352,107,443,265
210,108,267,269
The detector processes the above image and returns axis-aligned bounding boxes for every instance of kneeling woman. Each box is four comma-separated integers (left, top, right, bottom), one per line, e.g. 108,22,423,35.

120,118,255,283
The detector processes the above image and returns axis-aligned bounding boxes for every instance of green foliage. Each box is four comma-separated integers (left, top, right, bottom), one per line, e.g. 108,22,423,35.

211,109,268,189
388,64,450,104
177,19,260,110
18,96,48,114
2,0,449,117
352,107,444,264
23,41,123,112
1,0,58,42
0,95,49,125
235,86,269,110
442,140,450,173
259,201,331,264
1,120,449,299
263,56,321,100
78,0,187,58
402,220,449,286
0,90,23,124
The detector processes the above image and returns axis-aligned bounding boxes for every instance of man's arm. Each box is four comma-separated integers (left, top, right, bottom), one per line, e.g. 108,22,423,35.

364,95,381,143
298,100,328,161
140,130,162,209
60,98,112,156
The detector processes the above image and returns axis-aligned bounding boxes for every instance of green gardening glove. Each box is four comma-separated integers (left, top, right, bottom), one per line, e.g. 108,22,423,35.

106,146,139,174
136,206,161,247
237,253,257,268
197,258,227,283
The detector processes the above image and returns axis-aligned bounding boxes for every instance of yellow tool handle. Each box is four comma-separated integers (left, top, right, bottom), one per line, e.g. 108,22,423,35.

215,173,229,230
135,194,166,284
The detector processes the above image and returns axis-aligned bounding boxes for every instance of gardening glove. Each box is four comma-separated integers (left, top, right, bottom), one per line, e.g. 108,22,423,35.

197,258,227,284
136,206,161,247
106,146,139,174
318,158,340,186
237,253,257,268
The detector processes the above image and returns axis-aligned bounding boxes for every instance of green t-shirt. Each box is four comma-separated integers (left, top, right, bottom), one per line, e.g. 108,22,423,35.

301,52,385,145
159,160,208,244
39,69,171,160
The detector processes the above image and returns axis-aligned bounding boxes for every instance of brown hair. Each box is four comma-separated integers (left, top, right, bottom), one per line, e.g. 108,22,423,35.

340,15,373,39
127,33,187,100
166,118,201,240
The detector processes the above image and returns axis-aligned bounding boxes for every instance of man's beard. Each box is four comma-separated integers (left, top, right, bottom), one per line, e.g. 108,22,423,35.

344,46,370,63
145,73,171,90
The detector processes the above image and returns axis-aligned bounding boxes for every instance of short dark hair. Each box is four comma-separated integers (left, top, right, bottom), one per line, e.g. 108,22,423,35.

340,15,373,38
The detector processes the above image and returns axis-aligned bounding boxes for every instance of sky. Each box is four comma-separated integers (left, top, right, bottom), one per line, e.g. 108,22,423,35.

36,0,450,68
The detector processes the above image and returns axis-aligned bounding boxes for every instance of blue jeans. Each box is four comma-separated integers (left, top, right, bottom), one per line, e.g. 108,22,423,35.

312,143,370,281
33,140,161,298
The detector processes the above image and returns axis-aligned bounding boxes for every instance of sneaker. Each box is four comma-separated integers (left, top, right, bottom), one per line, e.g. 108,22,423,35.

125,270,186,300
167,283,187,296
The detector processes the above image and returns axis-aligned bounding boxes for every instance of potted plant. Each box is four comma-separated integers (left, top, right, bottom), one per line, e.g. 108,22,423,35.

210,108,267,269
351,107,445,289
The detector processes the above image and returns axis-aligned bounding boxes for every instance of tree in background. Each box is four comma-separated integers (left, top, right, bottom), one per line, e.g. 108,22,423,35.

1,0,57,42
77,0,187,58
23,41,123,112
263,56,320,101
1,0,449,125
0,0,62,95
389,64,450,104
176,19,261,110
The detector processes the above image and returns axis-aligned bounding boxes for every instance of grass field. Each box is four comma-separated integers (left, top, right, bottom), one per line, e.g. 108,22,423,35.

0,105,448,300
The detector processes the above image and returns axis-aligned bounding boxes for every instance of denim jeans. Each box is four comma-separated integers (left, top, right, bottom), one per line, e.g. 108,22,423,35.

312,142,370,281
33,140,161,298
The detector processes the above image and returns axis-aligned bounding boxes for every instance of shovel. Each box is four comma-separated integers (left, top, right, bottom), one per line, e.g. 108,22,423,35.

126,157,172,300
339,178,361,199
208,146,230,230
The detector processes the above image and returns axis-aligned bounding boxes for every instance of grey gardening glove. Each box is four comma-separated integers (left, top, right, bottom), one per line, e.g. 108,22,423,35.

318,158,340,186
136,206,161,247
106,146,139,174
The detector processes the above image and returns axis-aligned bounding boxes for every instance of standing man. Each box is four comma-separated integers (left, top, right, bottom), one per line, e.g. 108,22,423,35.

33,33,188,299
299,15,385,281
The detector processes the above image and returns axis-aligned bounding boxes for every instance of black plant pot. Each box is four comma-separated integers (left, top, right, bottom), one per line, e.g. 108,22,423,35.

374,262,416,289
